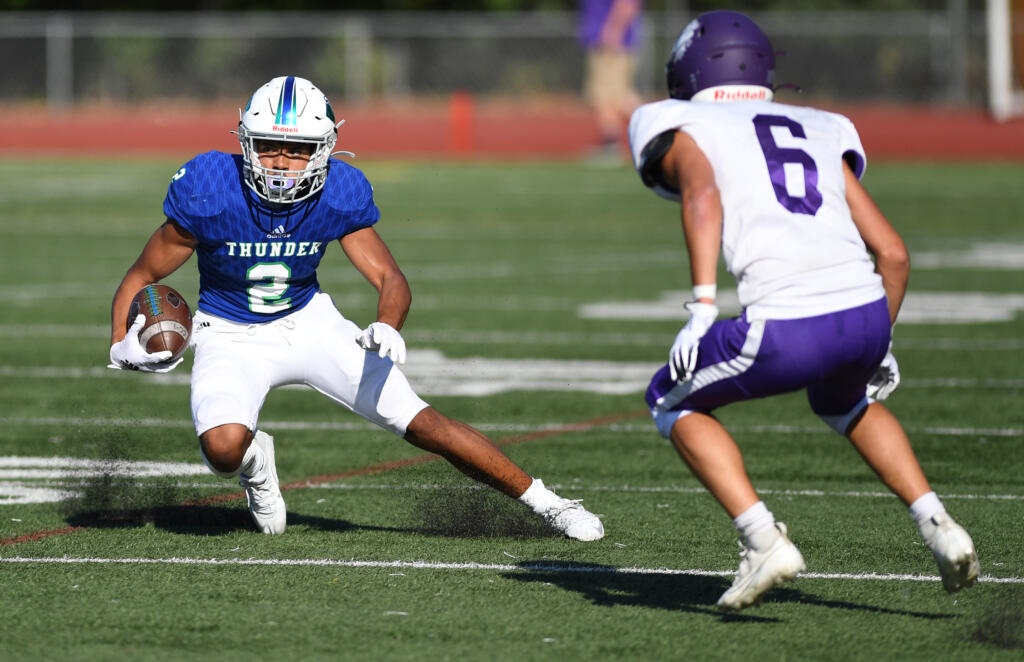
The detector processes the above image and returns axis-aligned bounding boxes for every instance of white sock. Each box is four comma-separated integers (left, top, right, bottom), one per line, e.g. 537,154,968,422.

517,478,559,512
909,491,946,537
239,432,267,479
733,501,778,551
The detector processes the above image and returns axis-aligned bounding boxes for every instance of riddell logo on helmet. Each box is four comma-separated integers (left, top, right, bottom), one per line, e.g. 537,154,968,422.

712,88,769,101
692,85,775,103
273,125,299,133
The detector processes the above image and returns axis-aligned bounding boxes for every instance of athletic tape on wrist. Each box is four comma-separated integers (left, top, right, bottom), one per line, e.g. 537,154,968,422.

692,284,717,301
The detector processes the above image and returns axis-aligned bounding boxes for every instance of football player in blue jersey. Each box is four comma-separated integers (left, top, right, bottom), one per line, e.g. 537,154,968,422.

108,76,603,542
627,12,979,610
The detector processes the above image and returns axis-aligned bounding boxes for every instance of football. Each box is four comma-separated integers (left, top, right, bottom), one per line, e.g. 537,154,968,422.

127,284,193,362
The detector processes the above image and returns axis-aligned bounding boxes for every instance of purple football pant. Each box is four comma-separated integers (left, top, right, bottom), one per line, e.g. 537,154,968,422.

646,298,891,438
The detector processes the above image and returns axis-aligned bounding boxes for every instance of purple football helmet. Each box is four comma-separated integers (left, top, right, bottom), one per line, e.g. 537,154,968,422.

666,10,775,100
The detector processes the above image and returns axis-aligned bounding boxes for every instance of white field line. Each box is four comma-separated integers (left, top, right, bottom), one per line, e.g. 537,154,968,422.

301,483,1024,502
1,480,233,489
3,360,662,396
0,555,1020,584
1,415,1019,438
580,289,1024,324
3,478,1021,503
2,324,1024,351
897,338,1024,350
0,456,207,474
4,365,1024,397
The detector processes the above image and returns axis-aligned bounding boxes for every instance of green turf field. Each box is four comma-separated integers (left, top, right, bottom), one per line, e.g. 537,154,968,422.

1,158,1022,661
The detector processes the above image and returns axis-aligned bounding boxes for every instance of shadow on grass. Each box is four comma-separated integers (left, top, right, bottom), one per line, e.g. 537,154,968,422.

504,565,772,620
769,586,957,620
59,472,411,536
410,482,559,539
407,483,960,620
57,448,420,536
970,586,1024,649
65,503,414,537
505,565,960,621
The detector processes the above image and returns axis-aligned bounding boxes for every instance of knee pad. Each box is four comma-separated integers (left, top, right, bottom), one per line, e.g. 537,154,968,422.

817,397,870,435
652,407,695,439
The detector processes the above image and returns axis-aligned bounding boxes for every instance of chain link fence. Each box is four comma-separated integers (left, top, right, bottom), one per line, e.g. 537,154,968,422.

0,9,991,109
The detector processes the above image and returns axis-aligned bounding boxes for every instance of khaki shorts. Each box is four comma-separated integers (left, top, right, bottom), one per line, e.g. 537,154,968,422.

189,292,428,437
584,49,638,106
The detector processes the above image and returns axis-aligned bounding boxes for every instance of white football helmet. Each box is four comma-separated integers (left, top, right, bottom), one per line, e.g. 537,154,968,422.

237,76,338,204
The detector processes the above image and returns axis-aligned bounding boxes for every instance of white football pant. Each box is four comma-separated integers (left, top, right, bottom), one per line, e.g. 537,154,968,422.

189,292,428,437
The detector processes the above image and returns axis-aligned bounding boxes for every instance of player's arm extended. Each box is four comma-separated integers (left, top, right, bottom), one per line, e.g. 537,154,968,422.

660,130,723,297
844,164,909,325
340,227,411,331
110,219,197,344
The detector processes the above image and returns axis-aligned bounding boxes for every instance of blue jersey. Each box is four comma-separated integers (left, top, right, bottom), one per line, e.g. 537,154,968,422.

163,151,379,323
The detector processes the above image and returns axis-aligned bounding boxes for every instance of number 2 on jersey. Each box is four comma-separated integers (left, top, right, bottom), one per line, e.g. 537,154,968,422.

752,114,822,215
247,262,292,313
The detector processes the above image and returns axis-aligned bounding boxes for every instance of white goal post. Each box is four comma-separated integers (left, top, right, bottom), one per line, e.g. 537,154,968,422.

988,0,1024,120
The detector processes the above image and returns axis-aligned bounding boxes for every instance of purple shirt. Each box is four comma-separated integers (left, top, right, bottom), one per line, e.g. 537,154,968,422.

579,0,642,50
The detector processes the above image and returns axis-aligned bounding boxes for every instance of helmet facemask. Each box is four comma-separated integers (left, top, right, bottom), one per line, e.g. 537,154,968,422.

238,129,336,204
237,76,339,204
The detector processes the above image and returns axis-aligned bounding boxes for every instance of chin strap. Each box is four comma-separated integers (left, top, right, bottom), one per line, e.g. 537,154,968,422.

332,121,355,158
773,82,802,95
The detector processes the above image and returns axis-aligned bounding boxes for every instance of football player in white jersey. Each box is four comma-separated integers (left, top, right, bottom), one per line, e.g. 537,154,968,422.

628,11,978,610
108,76,603,542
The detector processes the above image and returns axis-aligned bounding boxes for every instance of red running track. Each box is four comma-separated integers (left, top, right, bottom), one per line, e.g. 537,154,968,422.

4,98,1024,161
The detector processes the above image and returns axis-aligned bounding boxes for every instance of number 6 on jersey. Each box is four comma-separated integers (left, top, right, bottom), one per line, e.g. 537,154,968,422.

753,114,823,216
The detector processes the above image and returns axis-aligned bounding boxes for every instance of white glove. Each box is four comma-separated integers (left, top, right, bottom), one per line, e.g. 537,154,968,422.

356,321,407,365
669,302,719,382
108,314,183,373
866,345,900,401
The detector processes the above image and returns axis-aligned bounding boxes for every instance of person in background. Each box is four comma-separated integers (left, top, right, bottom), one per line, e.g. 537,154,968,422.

580,0,644,164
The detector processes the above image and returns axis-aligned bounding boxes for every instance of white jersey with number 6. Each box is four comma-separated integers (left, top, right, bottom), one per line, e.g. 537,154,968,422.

628,99,885,320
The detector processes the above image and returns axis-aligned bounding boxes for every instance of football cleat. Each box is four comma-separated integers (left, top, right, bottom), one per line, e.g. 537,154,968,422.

717,522,806,612
239,431,287,534
539,497,605,542
524,479,605,541
922,512,980,593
